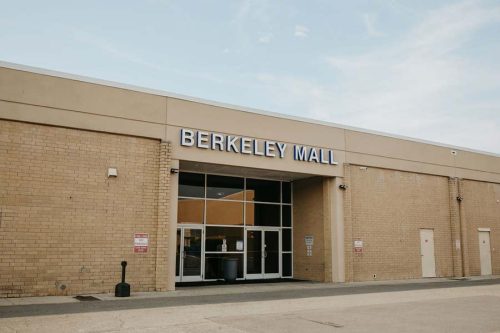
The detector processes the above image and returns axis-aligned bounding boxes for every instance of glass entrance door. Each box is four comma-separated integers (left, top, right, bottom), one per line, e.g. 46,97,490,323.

176,226,203,282
246,228,281,279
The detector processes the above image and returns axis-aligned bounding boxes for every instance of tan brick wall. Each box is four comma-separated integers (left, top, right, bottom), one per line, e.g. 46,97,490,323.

0,120,166,297
448,178,464,277
347,165,454,281
343,164,354,281
293,177,326,281
155,142,171,291
461,180,500,276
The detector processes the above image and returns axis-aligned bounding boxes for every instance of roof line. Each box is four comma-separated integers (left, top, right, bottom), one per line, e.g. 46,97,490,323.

1,60,498,158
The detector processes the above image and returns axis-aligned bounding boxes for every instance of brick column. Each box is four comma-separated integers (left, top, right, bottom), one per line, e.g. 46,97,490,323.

155,141,172,291
343,164,354,282
322,177,334,282
332,176,345,282
457,179,470,277
448,177,463,277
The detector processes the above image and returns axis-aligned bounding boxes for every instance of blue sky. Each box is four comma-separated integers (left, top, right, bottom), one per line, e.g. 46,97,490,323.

1,0,499,153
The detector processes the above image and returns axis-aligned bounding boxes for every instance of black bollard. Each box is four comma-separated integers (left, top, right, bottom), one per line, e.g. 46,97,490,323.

114,261,130,297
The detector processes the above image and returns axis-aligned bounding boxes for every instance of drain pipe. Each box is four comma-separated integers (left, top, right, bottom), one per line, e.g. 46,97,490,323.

457,180,470,277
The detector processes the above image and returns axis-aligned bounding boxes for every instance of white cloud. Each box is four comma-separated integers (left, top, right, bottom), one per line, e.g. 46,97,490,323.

256,1,500,153
363,13,384,37
294,25,309,38
258,33,273,44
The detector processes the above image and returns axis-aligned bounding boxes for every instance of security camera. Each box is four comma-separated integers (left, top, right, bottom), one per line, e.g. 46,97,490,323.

339,184,348,190
170,168,179,174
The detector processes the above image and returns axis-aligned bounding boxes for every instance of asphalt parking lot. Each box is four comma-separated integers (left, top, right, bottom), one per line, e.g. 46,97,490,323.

1,278,499,332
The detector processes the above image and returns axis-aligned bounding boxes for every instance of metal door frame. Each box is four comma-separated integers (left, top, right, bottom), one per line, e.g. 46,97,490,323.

245,226,281,279
176,224,204,282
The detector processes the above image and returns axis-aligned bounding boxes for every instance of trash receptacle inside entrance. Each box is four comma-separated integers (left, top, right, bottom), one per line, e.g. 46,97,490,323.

223,257,238,282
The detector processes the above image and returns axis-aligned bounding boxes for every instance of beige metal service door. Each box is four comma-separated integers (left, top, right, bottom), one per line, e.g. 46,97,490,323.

479,231,492,276
420,229,436,278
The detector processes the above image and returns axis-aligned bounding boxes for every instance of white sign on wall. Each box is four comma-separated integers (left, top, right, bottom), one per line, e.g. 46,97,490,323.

305,235,314,257
354,240,363,253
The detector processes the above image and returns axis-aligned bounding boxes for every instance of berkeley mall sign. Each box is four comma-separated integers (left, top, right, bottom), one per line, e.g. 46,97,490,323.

180,128,338,165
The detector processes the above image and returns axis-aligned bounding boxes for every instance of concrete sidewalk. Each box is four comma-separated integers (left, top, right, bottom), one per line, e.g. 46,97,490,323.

0,275,498,315
1,279,500,332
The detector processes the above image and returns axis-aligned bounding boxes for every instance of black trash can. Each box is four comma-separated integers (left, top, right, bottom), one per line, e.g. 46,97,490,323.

223,257,238,283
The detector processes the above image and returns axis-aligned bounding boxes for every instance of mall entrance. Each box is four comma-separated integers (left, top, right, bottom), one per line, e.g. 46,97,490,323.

175,171,293,282
246,227,280,279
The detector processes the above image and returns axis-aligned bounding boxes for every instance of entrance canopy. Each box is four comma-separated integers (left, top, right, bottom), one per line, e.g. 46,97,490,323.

180,161,315,182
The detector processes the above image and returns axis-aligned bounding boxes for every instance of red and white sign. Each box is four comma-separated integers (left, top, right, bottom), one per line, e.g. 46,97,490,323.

354,240,363,253
134,233,149,253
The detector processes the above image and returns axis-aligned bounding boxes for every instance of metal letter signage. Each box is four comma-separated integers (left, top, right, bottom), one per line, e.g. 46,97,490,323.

180,128,338,165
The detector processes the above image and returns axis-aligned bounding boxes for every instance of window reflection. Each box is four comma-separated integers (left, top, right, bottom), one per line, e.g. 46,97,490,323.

207,175,244,200
246,178,280,203
205,254,243,279
245,203,280,226
282,229,292,251
177,198,204,224
282,253,292,277
282,182,292,203
205,227,244,252
179,172,205,198
282,205,292,227
206,200,244,225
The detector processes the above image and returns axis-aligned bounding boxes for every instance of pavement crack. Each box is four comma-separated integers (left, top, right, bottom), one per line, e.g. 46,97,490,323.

298,317,344,328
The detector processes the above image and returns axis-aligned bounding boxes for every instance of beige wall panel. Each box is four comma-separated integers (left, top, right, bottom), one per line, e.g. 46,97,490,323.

0,120,161,297
348,166,454,281
166,125,344,177
345,151,455,177
0,100,166,140
166,98,346,150
346,130,457,167
0,67,167,124
455,150,500,174
455,168,500,184
461,180,500,276
293,177,326,281
345,151,500,183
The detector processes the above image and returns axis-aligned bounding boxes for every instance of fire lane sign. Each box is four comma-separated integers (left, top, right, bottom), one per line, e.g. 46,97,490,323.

134,233,149,253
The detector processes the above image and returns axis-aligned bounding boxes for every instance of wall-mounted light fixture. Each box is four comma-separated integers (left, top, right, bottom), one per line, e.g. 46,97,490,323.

170,168,179,174
107,167,118,178
339,184,348,190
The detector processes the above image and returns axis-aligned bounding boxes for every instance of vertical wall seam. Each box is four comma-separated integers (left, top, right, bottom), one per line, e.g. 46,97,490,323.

457,179,470,276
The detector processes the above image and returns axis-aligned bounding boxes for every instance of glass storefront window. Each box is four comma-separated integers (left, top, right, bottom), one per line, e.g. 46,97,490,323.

282,205,292,227
179,172,205,198
176,172,293,281
282,182,292,203
282,228,292,252
206,200,244,225
282,253,292,277
177,198,204,224
207,175,244,200
246,178,280,203
205,226,244,252
205,254,244,279
246,203,280,226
